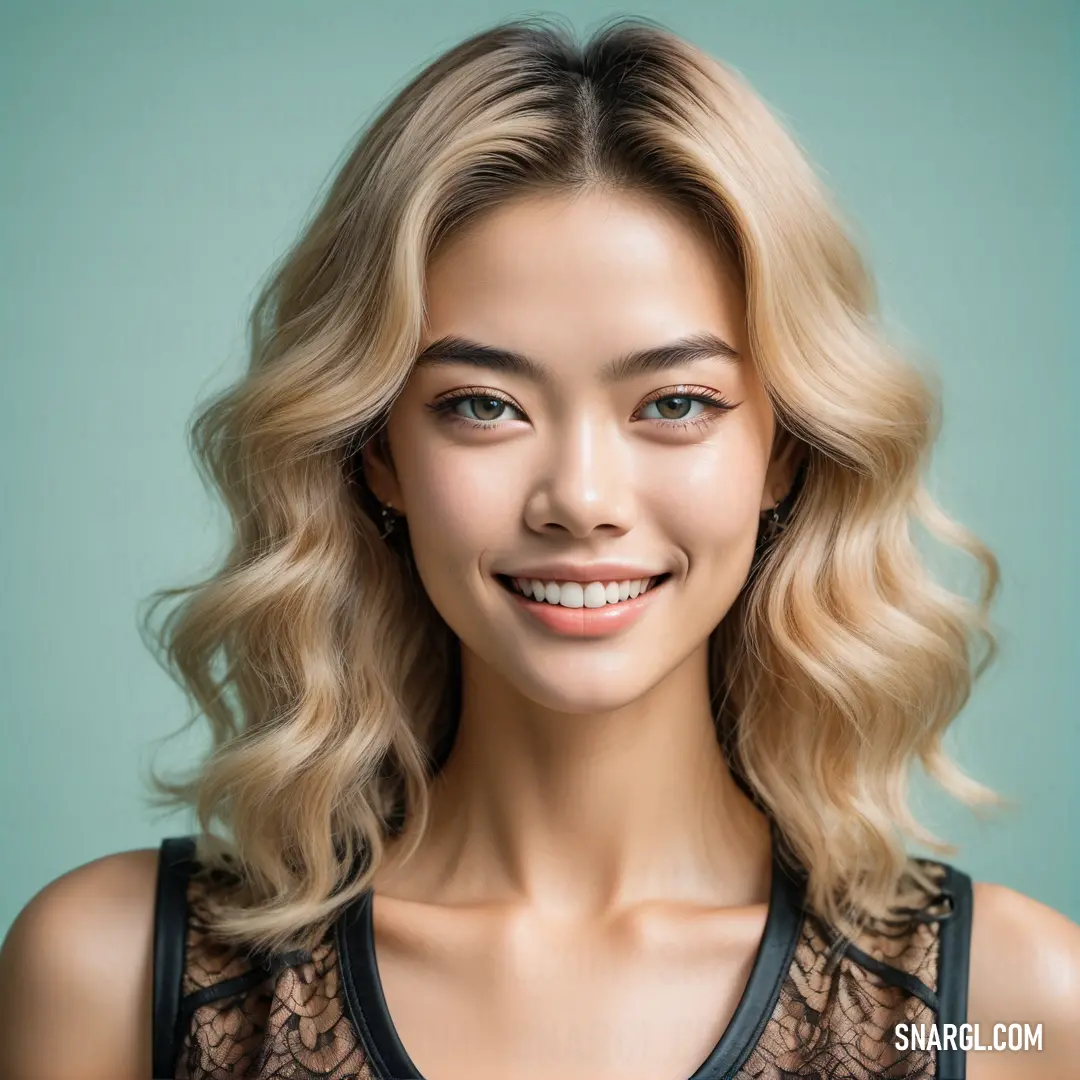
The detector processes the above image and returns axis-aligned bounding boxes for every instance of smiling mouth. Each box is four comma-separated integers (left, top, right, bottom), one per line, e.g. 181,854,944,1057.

495,573,673,608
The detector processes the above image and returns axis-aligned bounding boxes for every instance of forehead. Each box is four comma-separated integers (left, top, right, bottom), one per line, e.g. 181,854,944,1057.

422,189,747,363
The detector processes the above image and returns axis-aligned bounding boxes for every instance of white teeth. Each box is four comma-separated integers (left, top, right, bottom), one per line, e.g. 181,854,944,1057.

560,582,585,608
583,582,606,608
510,576,658,608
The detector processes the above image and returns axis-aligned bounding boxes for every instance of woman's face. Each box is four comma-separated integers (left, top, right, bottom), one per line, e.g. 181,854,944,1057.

366,188,793,714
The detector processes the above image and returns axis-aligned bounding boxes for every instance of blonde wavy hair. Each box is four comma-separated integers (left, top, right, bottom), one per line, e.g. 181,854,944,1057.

142,15,1001,955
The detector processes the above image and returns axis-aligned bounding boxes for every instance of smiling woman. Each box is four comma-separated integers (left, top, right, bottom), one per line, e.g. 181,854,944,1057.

363,190,782,681
1,14,1078,1080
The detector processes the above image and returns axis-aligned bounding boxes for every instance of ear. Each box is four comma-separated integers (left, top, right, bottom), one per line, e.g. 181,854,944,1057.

360,428,404,511
761,433,806,513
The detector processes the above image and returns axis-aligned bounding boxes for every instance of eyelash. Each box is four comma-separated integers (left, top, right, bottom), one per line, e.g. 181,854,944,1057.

425,385,738,432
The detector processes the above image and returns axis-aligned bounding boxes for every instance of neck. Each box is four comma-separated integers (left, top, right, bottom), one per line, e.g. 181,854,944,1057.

384,642,772,916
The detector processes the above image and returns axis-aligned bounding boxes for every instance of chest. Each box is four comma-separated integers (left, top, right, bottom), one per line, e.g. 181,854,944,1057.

176,866,947,1080
368,901,770,1080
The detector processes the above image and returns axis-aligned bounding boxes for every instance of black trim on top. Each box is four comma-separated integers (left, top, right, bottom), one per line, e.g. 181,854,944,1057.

335,836,806,1080
689,852,805,1079
336,890,423,1080
935,863,974,1080
152,835,198,1080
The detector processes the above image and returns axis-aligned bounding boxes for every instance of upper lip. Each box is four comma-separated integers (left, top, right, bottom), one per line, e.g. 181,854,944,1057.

497,562,669,583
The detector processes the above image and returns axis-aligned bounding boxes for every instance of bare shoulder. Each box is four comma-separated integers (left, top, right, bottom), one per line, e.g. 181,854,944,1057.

0,848,161,1080
966,881,1080,1080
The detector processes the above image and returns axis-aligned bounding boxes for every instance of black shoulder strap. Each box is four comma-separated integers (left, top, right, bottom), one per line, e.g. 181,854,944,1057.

935,862,974,1080
152,836,198,1080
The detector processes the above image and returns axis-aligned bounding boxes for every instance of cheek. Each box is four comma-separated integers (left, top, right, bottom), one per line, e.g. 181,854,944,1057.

640,441,767,551
398,443,518,565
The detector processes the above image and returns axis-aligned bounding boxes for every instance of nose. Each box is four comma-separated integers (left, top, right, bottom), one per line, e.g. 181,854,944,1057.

522,413,636,539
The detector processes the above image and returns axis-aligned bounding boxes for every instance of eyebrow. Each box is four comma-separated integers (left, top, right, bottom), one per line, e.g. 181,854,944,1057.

413,331,740,384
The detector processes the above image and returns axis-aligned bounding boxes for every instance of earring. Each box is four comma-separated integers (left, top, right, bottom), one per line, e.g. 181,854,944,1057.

752,458,807,565
752,501,788,567
759,502,785,543
756,473,802,547
378,503,399,540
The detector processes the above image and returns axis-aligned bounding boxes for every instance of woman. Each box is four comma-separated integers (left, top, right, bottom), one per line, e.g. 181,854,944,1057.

1,17,1076,1080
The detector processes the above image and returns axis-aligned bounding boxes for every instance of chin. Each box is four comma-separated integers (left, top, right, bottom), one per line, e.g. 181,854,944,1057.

501,656,665,716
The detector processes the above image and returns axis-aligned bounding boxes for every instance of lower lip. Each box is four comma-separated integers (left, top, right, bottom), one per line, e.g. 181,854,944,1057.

503,578,668,638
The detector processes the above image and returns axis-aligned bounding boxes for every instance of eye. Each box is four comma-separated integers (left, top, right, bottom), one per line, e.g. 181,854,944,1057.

457,396,517,423
427,389,527,428
634,387,737,428
638,395,706,421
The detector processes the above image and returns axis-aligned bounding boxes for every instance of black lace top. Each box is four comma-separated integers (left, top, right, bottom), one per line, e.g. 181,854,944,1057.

151,836,973,1080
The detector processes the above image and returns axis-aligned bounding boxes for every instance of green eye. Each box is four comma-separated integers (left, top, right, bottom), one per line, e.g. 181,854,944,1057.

459,397,508,422
656,396,692,419
640,396,706,421
436,393,525,425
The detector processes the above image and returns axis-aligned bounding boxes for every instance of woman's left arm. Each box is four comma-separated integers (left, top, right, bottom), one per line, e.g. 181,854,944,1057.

965,882,1080,1079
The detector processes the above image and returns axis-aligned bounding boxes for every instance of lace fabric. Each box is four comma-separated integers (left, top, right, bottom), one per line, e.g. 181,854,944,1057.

176,870,372,1080
174,862,951,1080
738,864,950,1079
737,912,940,1078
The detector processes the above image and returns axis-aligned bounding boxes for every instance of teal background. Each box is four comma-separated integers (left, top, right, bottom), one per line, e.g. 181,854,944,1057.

1,0,1077,939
